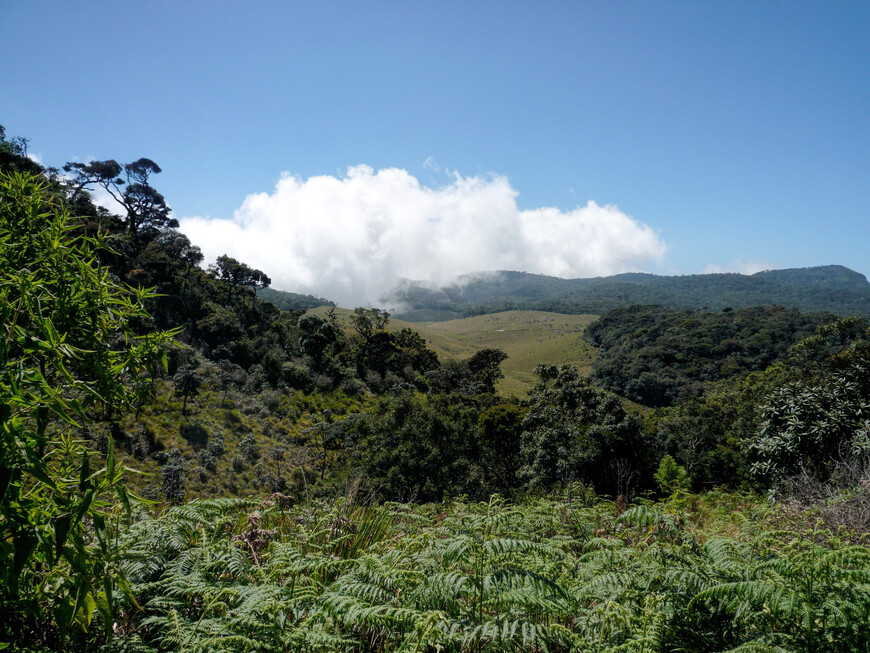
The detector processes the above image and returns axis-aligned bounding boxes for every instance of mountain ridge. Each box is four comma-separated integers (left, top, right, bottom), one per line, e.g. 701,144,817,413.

386,265,870,320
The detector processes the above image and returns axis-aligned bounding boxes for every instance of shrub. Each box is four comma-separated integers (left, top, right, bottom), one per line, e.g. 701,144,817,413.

655,455,692,495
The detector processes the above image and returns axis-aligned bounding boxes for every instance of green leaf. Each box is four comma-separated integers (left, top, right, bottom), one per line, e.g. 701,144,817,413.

105,430,115,477
79,450,92,492
117,484,132,520
54,514,71,565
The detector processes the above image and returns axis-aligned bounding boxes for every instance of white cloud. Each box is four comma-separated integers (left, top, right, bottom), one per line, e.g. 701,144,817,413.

703,258,775,275
179,166,667,307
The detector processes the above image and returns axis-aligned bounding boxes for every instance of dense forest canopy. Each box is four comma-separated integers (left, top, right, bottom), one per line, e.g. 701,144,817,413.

2,126,870,651
586,304,834,407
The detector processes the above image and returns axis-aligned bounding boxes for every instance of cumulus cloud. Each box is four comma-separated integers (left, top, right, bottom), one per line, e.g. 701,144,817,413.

703,258,775,275
179,166,667,307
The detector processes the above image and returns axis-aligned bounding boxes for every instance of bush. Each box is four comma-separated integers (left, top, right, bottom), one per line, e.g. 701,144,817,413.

654,455,692,495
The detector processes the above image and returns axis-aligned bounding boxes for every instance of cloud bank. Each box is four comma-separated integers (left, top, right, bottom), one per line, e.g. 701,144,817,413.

179,166,667,307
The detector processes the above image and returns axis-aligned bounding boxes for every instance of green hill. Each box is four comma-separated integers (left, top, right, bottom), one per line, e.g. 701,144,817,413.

256,286,335,310
390,265,870,319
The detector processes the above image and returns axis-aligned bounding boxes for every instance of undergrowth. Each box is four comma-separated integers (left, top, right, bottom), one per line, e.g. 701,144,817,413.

84,490,870,652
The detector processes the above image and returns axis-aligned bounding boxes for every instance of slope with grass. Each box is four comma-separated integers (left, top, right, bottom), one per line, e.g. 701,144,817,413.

401,311,599,396
94,370,364,503
313,308,599,396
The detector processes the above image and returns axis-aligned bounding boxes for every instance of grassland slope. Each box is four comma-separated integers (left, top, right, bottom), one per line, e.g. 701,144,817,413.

311,309,599,396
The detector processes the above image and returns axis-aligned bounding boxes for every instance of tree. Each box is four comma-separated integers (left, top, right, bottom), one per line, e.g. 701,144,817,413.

520,364,648,496
424,348,508,396
750,362,870,485
0,171,175,646
160,449,187,504
173,365,201,415
0,125,42,176
478,403,526,490
348,392,484,502
298,313,338,370
654,455,691,495
467,347,509,393
217,360,244,401
209,254,271,293
63,157,178,239
351,307,390,340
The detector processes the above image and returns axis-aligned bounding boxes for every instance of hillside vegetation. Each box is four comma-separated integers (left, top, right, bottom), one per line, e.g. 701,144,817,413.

256,286,335,311
586,304,832,407
392,266,870,319
3,126,870,652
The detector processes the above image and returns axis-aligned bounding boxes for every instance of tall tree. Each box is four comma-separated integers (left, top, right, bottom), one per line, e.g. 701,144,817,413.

63,157,177,239
209,254,271,290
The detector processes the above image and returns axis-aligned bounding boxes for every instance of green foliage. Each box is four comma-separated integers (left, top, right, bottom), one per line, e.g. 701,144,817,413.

94,492,870,652
467,347,509,393
347,309,440,392
749,350,870,485
478,403,526,489
9,127,870,652
255,286,335,310
172,365,200,414
0,171,174,647
520,364,650,496
63,158,177,239
346,391,488,502
587,305,831,407
692,531,870,651
0,125,45,176
651,363,793,491
425,348,508,396
160,449,187,504
209,253,271,290
297,313,339,371
654,455,691,494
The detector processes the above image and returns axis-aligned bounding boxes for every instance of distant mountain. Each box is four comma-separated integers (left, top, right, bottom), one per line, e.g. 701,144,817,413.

256,286,335,310
390,265,870,320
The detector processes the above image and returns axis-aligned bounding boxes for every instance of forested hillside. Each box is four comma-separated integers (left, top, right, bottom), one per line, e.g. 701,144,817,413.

586,304,834,407
256,286,335,311
3,126,870,652
391,266,870,319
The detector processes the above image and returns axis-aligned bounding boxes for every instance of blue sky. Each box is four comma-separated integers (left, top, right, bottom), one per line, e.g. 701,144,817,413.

2,1,868,305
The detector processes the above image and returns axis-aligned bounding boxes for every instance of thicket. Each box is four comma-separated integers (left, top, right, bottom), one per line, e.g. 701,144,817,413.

0,170,175,646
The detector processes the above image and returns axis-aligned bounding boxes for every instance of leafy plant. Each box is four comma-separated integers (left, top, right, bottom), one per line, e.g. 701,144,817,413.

654,455,692,495
0,171,174,648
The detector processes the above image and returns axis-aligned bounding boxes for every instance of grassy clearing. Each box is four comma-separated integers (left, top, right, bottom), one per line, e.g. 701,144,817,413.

312,308,598,396
399,311,599,396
